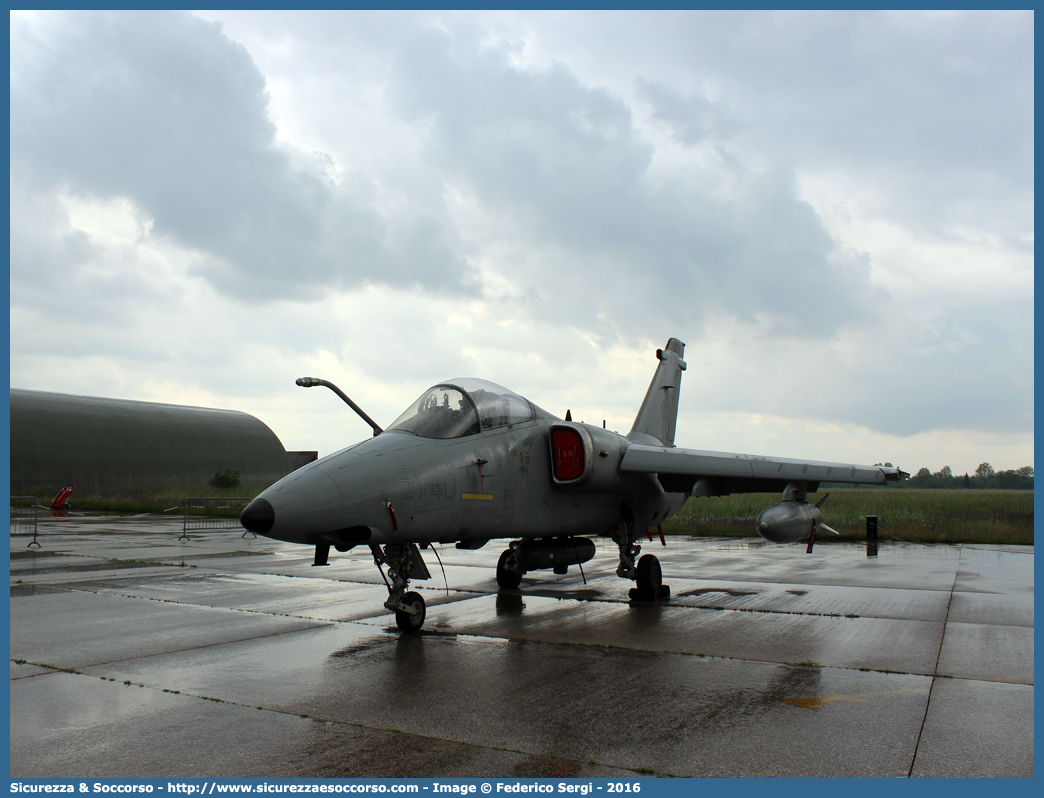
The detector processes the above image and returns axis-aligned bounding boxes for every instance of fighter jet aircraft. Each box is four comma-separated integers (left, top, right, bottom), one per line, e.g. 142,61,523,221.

241,338,905,632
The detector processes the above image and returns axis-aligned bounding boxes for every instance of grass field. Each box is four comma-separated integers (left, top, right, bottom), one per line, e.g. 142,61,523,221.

14,486,1034,546
663,489,1034,545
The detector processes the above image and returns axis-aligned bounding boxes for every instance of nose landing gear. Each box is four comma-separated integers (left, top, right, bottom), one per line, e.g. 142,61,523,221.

395,591,426,632
371,543,430,632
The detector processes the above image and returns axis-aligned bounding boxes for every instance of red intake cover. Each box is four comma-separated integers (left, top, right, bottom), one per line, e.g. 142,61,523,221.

552,428,585,481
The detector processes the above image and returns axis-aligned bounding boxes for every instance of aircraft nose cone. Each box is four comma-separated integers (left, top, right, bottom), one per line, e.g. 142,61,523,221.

241,498,275,534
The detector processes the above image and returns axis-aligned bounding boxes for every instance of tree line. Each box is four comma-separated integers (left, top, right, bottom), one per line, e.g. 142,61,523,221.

883,462,1034,490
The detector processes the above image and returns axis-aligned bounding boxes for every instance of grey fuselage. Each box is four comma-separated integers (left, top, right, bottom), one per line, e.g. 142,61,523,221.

254,413,685,551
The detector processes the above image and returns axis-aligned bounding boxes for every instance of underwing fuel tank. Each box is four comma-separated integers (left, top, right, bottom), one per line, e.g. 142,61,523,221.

514,537,596,572
756,501,822,544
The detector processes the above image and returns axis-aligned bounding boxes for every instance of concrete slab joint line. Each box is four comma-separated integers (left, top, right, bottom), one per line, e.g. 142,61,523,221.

906,546,961,777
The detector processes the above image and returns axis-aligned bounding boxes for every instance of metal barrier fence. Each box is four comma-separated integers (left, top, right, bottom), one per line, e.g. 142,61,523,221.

9,497,250,544
10,497,40,545
181,497,251,540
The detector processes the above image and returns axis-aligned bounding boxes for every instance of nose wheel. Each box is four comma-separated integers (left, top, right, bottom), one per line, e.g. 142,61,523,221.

395,591,426,632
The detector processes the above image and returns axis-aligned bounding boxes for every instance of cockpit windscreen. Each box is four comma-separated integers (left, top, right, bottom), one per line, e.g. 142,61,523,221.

386,379,533,439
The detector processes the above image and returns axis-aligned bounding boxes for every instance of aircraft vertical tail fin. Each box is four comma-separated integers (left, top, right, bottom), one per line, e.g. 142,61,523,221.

628,338,686,447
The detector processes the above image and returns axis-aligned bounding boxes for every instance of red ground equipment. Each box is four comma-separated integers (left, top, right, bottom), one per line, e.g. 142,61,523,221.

51,485,78,510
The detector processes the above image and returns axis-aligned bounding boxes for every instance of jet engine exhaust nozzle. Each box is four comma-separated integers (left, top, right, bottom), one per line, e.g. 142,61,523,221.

241,498,275,535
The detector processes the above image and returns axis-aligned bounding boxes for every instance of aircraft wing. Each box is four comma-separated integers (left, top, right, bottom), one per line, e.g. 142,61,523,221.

620,444,904,496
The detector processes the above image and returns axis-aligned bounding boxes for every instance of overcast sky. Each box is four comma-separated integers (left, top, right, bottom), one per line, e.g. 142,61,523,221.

9,10,1034,475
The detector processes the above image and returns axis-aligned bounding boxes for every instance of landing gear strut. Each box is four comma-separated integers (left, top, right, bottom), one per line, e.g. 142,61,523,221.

371,543,427,632
614,534,670,601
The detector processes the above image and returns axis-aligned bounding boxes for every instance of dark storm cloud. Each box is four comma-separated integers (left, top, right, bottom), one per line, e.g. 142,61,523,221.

388,28,882,339
9,10,1031,450
730,12,1032,185
551,10,1032,239
10,10,473,300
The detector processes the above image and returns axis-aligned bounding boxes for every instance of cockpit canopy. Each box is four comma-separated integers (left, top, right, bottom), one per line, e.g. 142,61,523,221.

386,378,534,439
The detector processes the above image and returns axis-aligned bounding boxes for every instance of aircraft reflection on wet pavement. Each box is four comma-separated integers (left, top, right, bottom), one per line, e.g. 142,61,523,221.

241,338,906,632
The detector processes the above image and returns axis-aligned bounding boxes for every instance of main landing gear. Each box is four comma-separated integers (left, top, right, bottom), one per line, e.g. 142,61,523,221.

494,535,670,601
371,543,428,632
494,537,596,588
496,546,523,589
615,536,670,601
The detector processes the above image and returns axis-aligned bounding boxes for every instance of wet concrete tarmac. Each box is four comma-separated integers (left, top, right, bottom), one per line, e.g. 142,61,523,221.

9,518,1034,778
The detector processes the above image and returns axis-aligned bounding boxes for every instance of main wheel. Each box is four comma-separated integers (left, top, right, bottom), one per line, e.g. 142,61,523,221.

635,554,662,596
395,591,426,633
496,549,523,589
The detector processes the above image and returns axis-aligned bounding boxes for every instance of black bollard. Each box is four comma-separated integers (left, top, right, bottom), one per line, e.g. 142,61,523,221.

313,543,331,566
866,516,878,557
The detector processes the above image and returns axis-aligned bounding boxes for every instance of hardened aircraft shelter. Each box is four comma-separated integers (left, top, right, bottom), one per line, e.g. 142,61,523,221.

10,388,292,494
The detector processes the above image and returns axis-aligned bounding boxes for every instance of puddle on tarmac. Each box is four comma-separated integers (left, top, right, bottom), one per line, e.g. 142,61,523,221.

10,560,159,575
10,584,68,598
10,551,64,560
678,587,759,598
